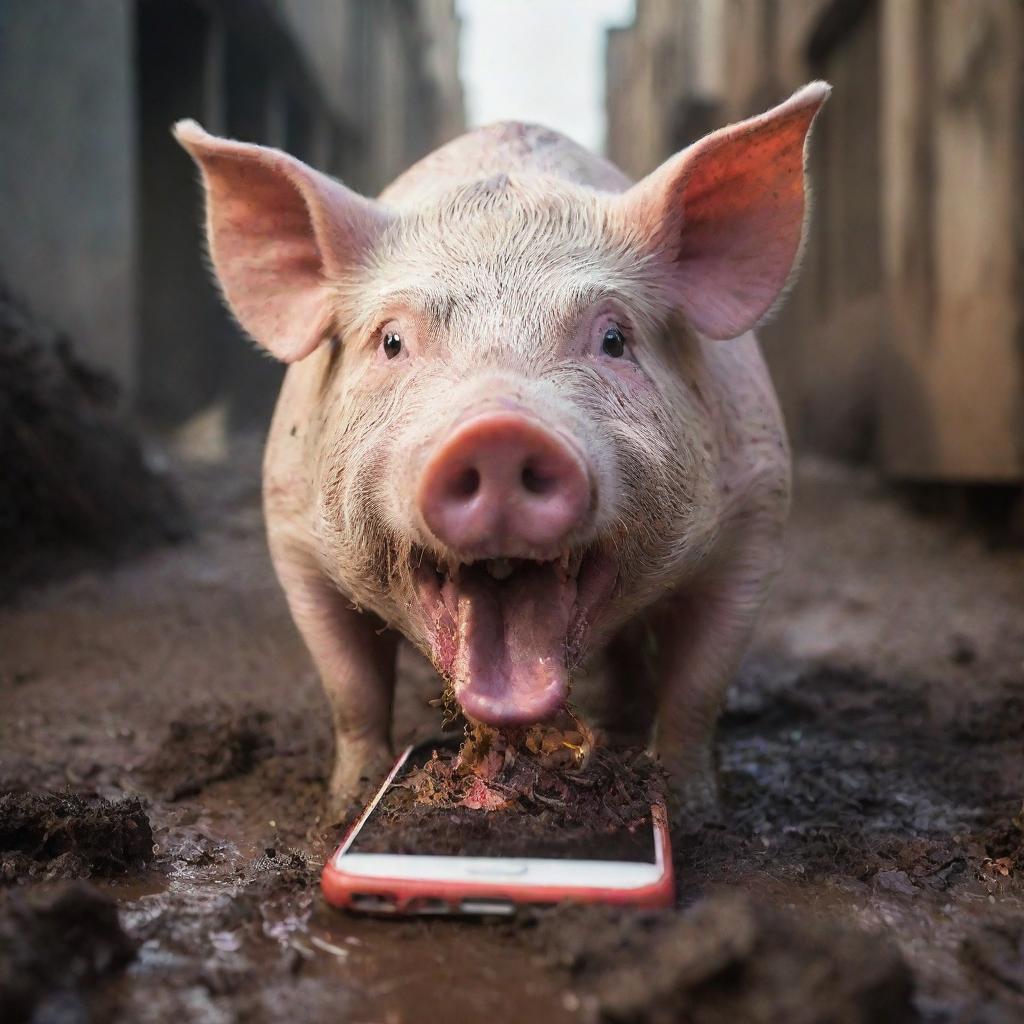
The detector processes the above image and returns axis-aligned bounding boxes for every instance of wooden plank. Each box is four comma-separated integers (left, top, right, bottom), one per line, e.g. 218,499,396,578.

880,0,1023,480
758,0,883,459
800,1,883,459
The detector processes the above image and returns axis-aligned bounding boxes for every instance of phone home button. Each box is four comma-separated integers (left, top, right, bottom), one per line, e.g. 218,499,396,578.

466,860,529,877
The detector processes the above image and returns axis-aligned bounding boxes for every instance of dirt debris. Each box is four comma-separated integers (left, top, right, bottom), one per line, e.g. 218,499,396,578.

0,881,136,1023
353,721,665,859
530,893,917,1024
0,790,153,884
407,719,659,818
139,702,275,800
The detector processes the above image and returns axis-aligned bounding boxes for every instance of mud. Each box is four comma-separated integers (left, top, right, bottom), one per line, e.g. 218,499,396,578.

140,703,275,800
1,445,1022,1022
0,284,188,601
0,791,154,884
960,916,1024,1015
530,894,915,1023
0,881,136,1023
675,661,1024,899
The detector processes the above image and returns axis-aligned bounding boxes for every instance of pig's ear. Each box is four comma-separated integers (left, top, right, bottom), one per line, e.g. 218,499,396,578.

173,120,390,362
617,82,830,340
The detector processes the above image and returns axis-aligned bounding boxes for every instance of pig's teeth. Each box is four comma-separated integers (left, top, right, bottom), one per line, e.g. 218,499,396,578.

570,549,585,577
486,559,514,581
446,558,461,583
555,548,582,583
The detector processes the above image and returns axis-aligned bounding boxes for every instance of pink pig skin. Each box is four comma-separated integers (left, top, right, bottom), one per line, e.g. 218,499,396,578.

175,83,830,818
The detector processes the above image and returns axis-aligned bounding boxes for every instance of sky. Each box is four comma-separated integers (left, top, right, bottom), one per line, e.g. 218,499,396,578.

457,0,637,155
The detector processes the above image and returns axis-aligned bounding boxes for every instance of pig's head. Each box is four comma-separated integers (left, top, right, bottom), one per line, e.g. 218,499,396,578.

176,83,828,727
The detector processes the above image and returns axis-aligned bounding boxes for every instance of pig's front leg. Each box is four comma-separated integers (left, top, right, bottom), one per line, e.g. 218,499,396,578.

272,549,397,821
651,534,780,817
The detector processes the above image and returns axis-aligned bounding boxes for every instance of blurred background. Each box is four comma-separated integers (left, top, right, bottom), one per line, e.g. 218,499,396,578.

606,0,1023,485
1,0,1021,584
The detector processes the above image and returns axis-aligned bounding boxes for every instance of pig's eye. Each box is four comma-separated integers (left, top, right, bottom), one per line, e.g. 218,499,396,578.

601,325,626,358
382,331,403,359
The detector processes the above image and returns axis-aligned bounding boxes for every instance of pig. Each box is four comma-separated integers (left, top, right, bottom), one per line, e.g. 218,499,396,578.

175,82,830,818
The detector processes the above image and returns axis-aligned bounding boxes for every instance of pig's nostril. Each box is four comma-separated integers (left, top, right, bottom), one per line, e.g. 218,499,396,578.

451,466,481,499
521,462,554,495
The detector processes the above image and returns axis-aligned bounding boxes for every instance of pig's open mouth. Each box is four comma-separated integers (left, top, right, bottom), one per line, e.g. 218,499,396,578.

413,549,618,725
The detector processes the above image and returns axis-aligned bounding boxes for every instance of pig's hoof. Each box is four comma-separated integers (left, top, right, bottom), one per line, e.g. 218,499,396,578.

665,766,722,826
324,744,393,824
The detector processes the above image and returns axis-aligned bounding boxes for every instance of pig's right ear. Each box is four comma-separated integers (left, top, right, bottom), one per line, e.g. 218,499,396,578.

174,120,390,362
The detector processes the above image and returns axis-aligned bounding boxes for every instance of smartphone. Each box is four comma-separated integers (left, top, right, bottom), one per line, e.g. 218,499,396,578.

321,739,674,916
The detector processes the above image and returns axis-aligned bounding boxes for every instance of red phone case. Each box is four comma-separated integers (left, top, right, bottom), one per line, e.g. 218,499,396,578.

321,744,676,915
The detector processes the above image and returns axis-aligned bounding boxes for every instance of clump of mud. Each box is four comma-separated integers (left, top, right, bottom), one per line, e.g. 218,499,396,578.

532,893,916,1024
140,702,275,800
0,881,136,1023
0,790,154,884
960,915,1024,1016
353,722,665,860
0,283,188,601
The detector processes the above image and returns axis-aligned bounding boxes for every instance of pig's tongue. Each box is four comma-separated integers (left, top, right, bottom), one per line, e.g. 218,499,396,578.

447,563,576,725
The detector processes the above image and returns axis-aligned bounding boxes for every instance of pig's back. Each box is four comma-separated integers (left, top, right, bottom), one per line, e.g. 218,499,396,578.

379,122,631,204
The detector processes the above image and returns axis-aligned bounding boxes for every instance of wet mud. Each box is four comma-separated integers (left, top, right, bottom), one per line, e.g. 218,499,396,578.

1,448,1022,1022
530,894,916,1023
0,881,137,1023
140,703,275,801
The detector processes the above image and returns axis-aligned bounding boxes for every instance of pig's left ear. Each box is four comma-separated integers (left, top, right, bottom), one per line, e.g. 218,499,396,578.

616,82,830,340
174,120,390,362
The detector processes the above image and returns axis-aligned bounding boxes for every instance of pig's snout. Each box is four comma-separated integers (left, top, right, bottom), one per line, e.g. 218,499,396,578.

417,412,592,557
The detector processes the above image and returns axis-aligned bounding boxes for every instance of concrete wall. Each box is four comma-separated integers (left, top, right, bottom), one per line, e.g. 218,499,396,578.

274,0,359,123
0,0,465,436
339,0,465,196
606,3,703,181
0,0,137,393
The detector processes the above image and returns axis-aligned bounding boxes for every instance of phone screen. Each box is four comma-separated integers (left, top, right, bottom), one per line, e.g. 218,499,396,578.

346,741,658,863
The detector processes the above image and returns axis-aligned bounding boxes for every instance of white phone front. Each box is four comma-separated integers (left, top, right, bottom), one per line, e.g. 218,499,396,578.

322,741,675,915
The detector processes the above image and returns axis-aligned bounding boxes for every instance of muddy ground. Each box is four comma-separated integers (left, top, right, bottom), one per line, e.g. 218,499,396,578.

1,444,1023,1023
